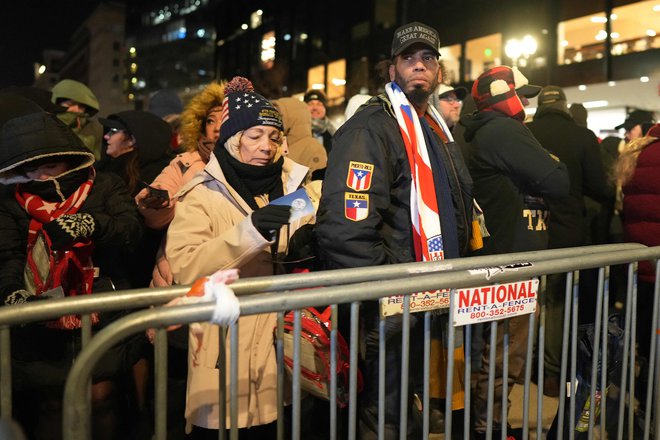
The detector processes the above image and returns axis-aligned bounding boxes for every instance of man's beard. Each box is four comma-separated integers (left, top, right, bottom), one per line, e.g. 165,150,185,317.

395,71,437,107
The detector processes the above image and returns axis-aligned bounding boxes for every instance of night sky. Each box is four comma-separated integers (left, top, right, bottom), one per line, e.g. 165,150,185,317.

1,1,101,88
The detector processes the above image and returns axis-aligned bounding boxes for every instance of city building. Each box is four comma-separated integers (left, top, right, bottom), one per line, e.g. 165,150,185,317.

35,1,128,116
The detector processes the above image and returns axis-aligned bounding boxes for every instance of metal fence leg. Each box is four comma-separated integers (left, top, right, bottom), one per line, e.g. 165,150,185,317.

218,326,227,440
399,295,411,440
645,261,660,440
617,263,635,440
587,267,606,436
522,310,535,440
486,320,497,440
154,327,168,440
423,311,430,440
276,313,285,440
464,324,471,440
501,320,509,440
628,266,638,440
600,266,611,440
378,307,386,440
330,305,338,440
445,290,456,440
0,326,11,420
569,271,579,440
292,310,301,440
230,322,239,440
536,275,547,440
556,271,572,438
349,302,360,440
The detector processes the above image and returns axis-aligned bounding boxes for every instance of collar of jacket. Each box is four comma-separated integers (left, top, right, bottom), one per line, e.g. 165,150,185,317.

176,153,310,214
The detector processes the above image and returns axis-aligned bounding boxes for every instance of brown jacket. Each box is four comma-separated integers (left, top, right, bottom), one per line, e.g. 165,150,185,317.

166,155,311,430
274,97,327,172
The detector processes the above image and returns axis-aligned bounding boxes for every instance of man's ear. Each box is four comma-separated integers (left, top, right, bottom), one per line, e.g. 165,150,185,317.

389,63,396,82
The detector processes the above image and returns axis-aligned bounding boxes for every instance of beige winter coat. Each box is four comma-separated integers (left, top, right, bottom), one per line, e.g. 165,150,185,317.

166,154,312,431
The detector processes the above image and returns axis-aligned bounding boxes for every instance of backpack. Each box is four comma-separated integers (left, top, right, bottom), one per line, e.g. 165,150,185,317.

281,306,363,407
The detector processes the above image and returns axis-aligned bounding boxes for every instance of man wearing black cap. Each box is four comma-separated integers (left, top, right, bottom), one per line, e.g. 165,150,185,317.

526,85,612,396
616,109,655,142
316,21,474,439
303,89,336,155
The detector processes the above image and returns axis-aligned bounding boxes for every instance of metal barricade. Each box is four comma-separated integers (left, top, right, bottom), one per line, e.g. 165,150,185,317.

55,244,660,440
0,244,642,420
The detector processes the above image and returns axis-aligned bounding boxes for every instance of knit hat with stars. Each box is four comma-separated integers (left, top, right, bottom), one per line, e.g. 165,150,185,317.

218,76,283,146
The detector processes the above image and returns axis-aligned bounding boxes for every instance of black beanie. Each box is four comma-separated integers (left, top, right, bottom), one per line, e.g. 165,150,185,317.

217,77,283,147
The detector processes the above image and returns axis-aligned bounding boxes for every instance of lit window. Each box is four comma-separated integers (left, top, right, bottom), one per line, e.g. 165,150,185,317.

465,34,502,81
439,44,461,84
558,1,659,65
611,0,660,56
307,65,325,92
261,31,276,69
326,59,346,106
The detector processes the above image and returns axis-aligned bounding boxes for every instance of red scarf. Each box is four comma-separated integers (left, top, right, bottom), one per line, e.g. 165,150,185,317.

15,170,97,329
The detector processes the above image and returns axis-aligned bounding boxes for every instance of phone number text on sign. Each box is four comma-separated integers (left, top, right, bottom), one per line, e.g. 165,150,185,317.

452,279,538,326
380,289,450,317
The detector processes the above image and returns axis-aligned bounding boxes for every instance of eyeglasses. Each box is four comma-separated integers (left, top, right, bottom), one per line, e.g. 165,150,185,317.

439,97,462,104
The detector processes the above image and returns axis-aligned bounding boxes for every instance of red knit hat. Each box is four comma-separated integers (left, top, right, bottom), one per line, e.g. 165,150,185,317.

472,66,532,122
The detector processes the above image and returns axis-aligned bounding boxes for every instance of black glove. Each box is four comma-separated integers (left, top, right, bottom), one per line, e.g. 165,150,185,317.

43,213,96,250
251,205,291,239
4,289,45,305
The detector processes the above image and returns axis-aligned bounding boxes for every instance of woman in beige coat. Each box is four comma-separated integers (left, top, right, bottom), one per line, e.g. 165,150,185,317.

166,77,313,438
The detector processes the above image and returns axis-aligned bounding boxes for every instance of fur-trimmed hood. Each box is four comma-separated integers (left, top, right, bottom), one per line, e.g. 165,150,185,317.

179,82,226,152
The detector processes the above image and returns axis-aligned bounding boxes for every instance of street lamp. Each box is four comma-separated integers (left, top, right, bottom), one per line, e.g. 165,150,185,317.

505,34,537,67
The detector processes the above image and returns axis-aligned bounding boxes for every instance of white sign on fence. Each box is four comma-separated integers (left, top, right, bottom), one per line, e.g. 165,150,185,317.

380,289,451,317
452,278,539,326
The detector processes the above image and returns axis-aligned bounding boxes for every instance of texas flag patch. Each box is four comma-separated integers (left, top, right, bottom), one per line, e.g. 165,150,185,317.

345,192,369,222
346,161,374,191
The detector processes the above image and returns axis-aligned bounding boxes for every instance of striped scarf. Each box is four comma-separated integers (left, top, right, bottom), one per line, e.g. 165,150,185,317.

15,169,97,329
386,81,449,262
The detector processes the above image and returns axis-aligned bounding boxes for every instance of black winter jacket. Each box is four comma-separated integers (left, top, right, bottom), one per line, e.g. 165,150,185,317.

0,168,143,303
460,111,569,255
315,94,473,269
526,107,613,248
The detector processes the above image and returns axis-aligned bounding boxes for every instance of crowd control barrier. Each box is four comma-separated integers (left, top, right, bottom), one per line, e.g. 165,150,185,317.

0,244,656,439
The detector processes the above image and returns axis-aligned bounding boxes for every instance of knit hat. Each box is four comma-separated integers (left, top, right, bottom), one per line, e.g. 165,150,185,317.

391,21,440,58
148,90,184,118
303,90,327,107
472,66,536,121
0,95,94,184
218,76,283,147
615,109,655,131
51,79,100,115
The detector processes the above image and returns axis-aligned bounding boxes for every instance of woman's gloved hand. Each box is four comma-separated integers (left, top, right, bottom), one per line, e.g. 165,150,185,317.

43,213,96,250
251,205,291,239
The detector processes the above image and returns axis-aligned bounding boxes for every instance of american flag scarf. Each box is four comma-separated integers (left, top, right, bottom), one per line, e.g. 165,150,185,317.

15,169,97,329
386,81,450,262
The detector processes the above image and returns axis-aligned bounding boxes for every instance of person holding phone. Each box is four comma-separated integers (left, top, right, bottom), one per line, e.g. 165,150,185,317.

135,82,226,230
165,76,316,438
